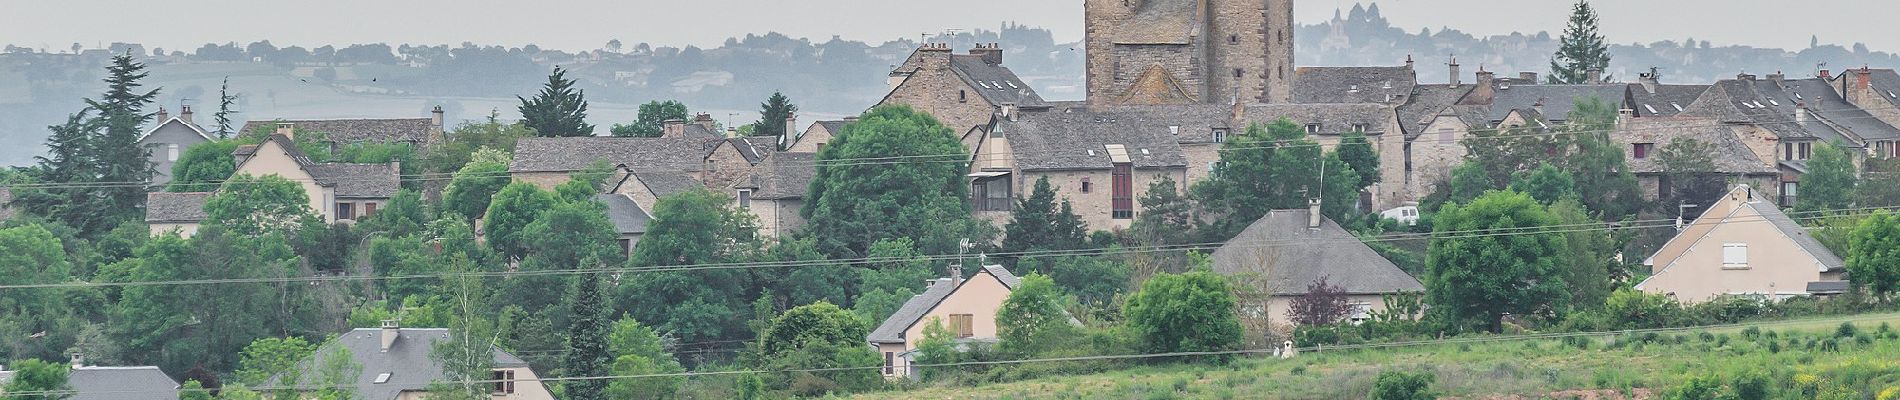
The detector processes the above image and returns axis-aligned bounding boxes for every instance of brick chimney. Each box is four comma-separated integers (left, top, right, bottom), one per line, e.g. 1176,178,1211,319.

431,105,445,129
1639,67,1661,94
1519,72,1539,84
179,105,194,124
1447,57,1461,88
1818,69,1832,80
1307,198,1323,230
969,42,1003,66
1587,68,1603,84
380,319,400,352
693,113,718,132
661,118,686,138
1475,68,1495,90
276,122,295,139
156,107,170,123
1404,54,1414,70
1856,67,1874,91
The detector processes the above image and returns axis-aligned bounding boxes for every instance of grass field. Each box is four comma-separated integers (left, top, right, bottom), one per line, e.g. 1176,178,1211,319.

850,312,1900,399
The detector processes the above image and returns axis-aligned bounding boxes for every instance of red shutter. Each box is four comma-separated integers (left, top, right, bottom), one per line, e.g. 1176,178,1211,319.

1112,163,1133,219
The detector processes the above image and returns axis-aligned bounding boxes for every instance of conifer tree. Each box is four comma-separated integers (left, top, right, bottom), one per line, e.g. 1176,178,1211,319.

88,51,160,228
1548,0,1611,84
1002,176,1089,258
752,91,798,139
215,77,238,138
562,272,612,399
518,66,595,137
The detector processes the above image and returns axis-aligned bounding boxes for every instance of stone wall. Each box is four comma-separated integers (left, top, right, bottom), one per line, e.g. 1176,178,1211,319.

703,144,757,191
513,172,573,191
1085,0,1293,104
1019,167,1188,232
880,49,997,142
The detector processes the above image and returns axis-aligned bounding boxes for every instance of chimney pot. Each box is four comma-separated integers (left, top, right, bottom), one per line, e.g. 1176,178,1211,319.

1404,54,1414,70
661,119,687,138
179,105,194,124
380,320,400,352
276,122,295,139
156,107,170,123
71,353,84,368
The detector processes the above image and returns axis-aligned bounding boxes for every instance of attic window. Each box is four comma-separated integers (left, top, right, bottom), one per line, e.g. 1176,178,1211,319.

1644,104,1659,114
1087,149,1096,156
1671,103,1685,112
1006,81,1020,89
1306,124,1322,134
1740,101,1755,109
1889,91,1896,99
1723,243,1749,269
1140,148,1151,155
1348,85,1360,93
1351,123,1370,132
374,373,392,384
1213,129,1230,143
1169,125,1180,135
1795,93,1805,100
1769,99,1781,106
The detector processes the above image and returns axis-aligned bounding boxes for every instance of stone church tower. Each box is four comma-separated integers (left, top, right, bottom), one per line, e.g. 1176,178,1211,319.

1085,0,1294,105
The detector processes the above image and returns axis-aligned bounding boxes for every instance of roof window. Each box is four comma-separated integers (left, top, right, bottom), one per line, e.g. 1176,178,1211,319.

1769,99,1780,106
374,373,393,384
1672,103,1685,112
1644,104,1659,114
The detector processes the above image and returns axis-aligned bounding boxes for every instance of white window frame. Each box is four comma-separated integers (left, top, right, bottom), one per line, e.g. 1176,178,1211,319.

167,144,180,162
1722,243,1749,269
736,189,752,210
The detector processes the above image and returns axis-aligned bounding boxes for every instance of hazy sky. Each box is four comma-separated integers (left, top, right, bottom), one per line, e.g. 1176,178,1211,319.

1,0,1893,54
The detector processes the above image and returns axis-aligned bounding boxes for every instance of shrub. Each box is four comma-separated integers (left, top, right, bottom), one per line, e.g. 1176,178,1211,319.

1729,371,1770,400
1837,322,1859,338
1664,374,1723,400
1369,370,1436,400
1741,326,1761,339
1124,271,1243,358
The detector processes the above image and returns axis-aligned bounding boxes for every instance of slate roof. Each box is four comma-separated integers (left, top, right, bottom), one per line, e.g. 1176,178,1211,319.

1240,103,1396,136
998,108,1190,171
1617,117,1776,175
1396,85,1476,137
1626,84,1708,117
752,152,817,200
1782,78,1900,141
867,265,1022,344
1870,69,1900,108
719,137,775,164
1683,79,1848,144
267,328,531,400
1110,0,1200,44
596,194,651,235
144,192,212,223
1807,280,1852,295
511,136,718,174
950,55,1047,107
1292,66,1418,104
632,172,704,199
1752,192,1846,272
308,163,401,199
239,118,437,145
138,116,213,142
1073,103,1235,143
1209,209,1425,296
1486,84,1628,123
67,366,179,400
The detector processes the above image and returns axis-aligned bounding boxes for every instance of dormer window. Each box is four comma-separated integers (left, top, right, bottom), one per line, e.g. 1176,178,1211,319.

1213,128,1230,143
1305,124,1322,134
1351,123,1370,132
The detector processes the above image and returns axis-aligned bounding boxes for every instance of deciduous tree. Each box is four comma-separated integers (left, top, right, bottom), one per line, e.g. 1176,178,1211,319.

1847,212,1900,299
612,100,689,137
803,105,989,257
1426,191,1568,332
1124,271,1242,356
1798,142,1857,214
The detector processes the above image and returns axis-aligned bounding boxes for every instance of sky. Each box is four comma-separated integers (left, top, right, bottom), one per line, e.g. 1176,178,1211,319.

0,0,1894,54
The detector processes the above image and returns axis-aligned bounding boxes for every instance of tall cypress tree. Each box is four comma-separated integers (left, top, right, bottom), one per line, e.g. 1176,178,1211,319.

753,91,798,139
214,77,238,139
518,66,595,137
1548,0,1611,84
562,272,611,399
87,51,160,225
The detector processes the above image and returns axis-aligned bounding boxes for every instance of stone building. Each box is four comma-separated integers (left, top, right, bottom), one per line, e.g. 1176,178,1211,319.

977,105,1191,231
880,43,1048,154
1084,0,1295,105
1829,68,1900,152
236,106,447,152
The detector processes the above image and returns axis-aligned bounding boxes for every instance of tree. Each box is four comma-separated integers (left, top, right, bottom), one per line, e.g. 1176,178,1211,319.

1370,370,1436,400
995,273,1077,356
1658,138,1730,211
1798,142,1857,214
517,66,594,137
757,301,882,395
1131,177,1197,272
1549,199,1617,309
1031,256,1132,307
1337,130,1382,189
482,182,556,260
612,100,689,137
1192,120,1361,239
2,358,72,400
443,157,512,220
1847,212,1900,299
234,336,318,385
421,112,531,174
311,343,363,400
1002,176,1089,257
1548,0,1611,84
604,317,684,399
110,228,315,373
1124,271,1243,356
1286,277,1353,326
355,189,429,238
166,141,240,192
88,52,161,228
214,77,238,138
202,174,320,237
1564,98,1642,218
803,105,988,257
18,111,111,236
1426,191,1569,332
428,253,498,400
620,189,761,343
752,91,798,139
1508,163,1578,205
562,273,612,399
179,380,213,400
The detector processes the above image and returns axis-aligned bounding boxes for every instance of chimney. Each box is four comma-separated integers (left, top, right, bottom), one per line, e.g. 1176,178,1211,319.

842,116,859,123
661,119,686,138
179,105,194,124
1532,98,1546,115
1307,198,1323,230
1857,67,1874,91
1639,67,1661,94
1818,69,1832,80
1447,57,1461,88
1738,73,1757,81
1587,68,1603,84
784,113,798,140
948,264,963,287
431,105,445,128
380,319,400,352
1796,103,1810,122
1475,68,1495,90
1768,71,1786,84
969,42,1003,66
694,113,718,132
276,122,295,139
156,107,170,123
71,353,84,368
1404,54,1414,70
1519,72,1539,84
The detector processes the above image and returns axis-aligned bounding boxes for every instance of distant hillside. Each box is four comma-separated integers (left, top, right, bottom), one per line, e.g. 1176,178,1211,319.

3,3,1896,166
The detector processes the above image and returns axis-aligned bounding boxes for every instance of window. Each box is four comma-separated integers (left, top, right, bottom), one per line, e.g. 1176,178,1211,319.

971,175,1012,211
1784,143,1796,160
167,144,179,162
1800,142,1813,160
1213,128,1230,143
1632,143,1655,159
883,352,895,376
618,239,633,256
1305,124,1322,134
1229,34,1239,44
1351,123,1370,132
1169,125,1180,136
1080,177,1092,193
1781,182,1799,206
737,189,752,209
1436,128,1454,145
364,202,378,218
1233,68,1244,78
959,90,967,103
1403,143,1415,173
373,373,392,384
491,370,516,394
1723,243,1749,269
336,202,355,220
1112,163,1134,219
949,314,974,338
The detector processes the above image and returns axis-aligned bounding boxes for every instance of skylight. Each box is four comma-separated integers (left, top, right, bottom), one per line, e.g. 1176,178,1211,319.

1006,81,1020,89
1769,99,1780,106
1672,103,1685,112
374,373,392,384
976,81,991,89
1740,101,1755,109
1795,93,1805,100
1644,104,1659,114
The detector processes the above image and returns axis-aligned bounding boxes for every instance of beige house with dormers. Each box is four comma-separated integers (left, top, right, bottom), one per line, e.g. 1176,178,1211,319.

232,125,401,223
868,264,1022,380
1635,185,1847,303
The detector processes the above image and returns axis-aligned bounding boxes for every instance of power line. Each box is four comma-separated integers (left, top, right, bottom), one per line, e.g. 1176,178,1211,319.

4,204,1892,291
